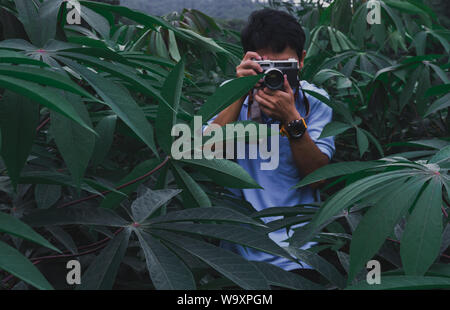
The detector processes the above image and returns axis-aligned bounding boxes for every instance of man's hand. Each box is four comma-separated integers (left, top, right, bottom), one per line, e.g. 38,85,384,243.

211,51,264,127
254,75,301,125
236,51,267,88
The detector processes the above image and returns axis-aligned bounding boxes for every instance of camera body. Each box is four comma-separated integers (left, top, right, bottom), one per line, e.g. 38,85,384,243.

254,58,299,90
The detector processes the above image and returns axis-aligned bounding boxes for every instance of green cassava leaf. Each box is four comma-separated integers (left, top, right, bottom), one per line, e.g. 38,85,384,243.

251,261,323,290
195,75,262,123
319,121,352,139
155,58,185,154
131,187,182,223
0,75,95,134
154,231,270,290
23,205,129,227
0,240,53,290
78,228,131,290
179,158,261,189
135,230,195,290
91,115,117,168
147,206,265,227
0,211,59,252
150,222,291,260
294,161,381,189
170,161,211,208
99,159,161,210
348,176,429,282
60,57,158,156
400,177,443,275
34,184,61,209
286,247,346,288
50,93,95,188
0,91,39,188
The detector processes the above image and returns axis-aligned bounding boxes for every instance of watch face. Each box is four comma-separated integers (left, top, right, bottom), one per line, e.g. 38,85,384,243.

287,119,306,138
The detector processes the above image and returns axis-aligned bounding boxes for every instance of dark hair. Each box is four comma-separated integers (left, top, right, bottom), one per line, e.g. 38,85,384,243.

241,8,306,59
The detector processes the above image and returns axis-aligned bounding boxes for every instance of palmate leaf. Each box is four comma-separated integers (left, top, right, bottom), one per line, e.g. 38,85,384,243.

50,92,95,188
251,261,323,290
319,121,352,139
286,247,346,289
170,161,211,208
23,205,129,227
79,5,111,39
251,205,320,218
348,176,431,282
0,50,49,66
149,222,291,260
135,230,195,290
90,115,117,168
19,170,103,195
57,52,168,107
153,231,270,290
0,64,98,101
146,206,265,228
60,57,158,157
78,228,131,290
179,158,261,189
45,226,77,255
0,240,53,290
309,169,421,229
294,161,381,189
79,1,167,32
0,91,39,188
388,138,449,150
400,177,443,276
424,93,450,117
0,75,95,134
155,58,185,154
131,187,182,223
14,0,42,46
195,74,262,123
34,184,61,209
0,211,59,252
99,159,161,209
429,145,450,164
356,127,369,157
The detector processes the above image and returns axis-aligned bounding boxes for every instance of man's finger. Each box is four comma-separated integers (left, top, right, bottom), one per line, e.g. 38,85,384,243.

240,60,263,73
243,51,262,61
257,89,273,102
283,75,293,95
238,69,258,77
255,93,275,110
262,87,276,96
259,104,274,118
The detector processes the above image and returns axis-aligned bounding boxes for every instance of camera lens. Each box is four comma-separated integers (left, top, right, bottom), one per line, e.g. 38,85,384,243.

263,68,284,90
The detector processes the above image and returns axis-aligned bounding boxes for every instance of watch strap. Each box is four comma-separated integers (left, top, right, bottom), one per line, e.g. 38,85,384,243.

280,118,307,139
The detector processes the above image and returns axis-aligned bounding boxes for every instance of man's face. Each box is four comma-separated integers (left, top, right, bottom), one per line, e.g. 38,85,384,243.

255,46,306,70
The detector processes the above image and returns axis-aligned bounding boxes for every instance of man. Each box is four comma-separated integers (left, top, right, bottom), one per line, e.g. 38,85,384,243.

207,8,335,273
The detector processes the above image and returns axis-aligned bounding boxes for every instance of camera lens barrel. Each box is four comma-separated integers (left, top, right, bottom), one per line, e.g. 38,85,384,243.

263,68,284,90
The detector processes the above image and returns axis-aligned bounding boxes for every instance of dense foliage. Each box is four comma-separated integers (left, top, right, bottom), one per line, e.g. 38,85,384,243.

0,0,449,290
121,0,265,21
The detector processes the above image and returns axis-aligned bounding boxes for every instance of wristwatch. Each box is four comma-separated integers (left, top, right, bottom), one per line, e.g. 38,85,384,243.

280,118,307,140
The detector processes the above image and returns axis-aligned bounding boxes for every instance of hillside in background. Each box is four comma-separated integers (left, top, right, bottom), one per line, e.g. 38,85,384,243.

120,0,267,21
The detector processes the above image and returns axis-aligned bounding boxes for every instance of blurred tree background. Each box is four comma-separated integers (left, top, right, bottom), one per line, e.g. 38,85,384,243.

0,0,449,291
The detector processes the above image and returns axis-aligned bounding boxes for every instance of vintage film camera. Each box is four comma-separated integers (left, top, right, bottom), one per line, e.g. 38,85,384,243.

253,58,300,90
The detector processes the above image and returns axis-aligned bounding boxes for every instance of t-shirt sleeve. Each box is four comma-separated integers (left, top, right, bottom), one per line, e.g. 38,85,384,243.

304,92,336,160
